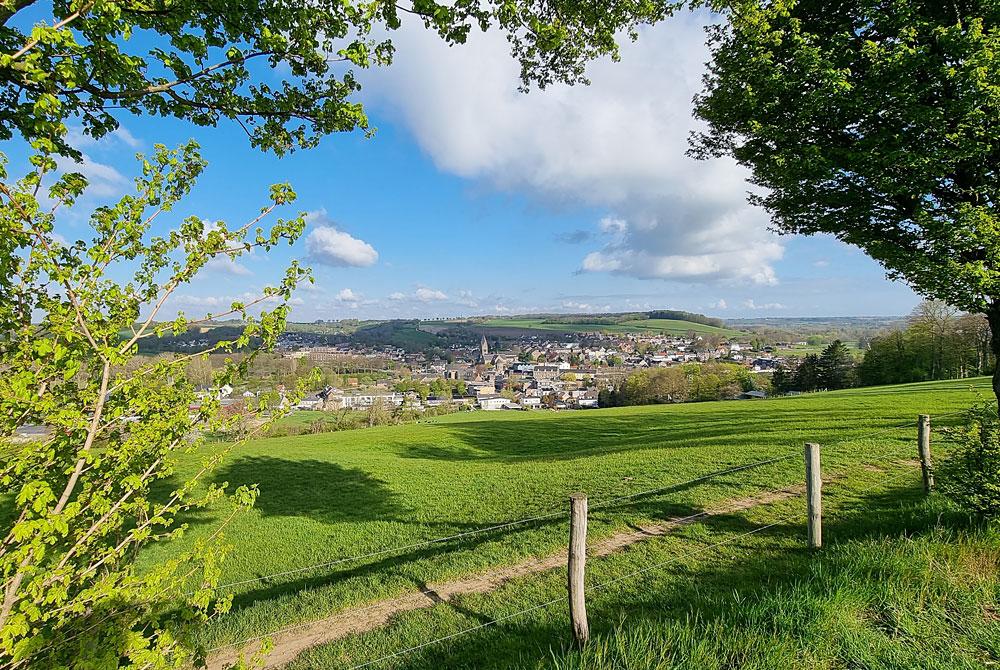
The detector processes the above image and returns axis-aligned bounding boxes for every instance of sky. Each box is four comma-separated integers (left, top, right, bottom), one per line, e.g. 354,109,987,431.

12,10,922,322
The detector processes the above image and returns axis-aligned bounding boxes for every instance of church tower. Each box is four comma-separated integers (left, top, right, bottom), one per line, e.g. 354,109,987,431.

478,334,489,364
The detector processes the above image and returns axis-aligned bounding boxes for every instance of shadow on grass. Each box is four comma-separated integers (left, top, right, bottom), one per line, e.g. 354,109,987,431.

220,479,718,613
397,408,914,464
210,456,404,523
311,482,989,670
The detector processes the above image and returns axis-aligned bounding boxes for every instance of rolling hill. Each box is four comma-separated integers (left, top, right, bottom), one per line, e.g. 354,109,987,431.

134,378,996,669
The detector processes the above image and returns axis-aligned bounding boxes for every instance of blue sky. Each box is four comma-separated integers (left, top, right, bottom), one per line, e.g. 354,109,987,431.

9,10,921,322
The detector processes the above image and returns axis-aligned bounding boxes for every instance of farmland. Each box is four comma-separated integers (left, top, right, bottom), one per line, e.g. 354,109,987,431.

135,377,1000,668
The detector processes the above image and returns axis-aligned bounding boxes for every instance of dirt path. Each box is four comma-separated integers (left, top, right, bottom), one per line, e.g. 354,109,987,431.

206,484,808,669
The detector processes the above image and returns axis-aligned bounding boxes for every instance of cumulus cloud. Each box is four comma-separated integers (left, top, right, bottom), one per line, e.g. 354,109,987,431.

709,299,728,310
363,14,783,285
55,153,128,199
205,256,252,276
742,299,786,311
414,286,448,302
336,288,361,302
560,300,612,312
454,289,479,307
66,124,142,149
304,211,378,267
167,290,302,315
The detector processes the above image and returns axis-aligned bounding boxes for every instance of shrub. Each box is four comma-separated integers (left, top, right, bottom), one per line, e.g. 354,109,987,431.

938,402,1000,518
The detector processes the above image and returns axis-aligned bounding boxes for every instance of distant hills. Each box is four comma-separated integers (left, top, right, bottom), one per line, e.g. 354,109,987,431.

135,311,907,355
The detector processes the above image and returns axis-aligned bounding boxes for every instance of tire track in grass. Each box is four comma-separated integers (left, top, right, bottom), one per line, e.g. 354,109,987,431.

207,482,816,670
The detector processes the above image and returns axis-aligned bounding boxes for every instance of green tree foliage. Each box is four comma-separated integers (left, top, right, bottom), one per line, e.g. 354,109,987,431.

770,365,791,395
860,307,994,386
939,402,1000,518
0,143,309,666
818,340,856,390
778,342,858,393
693,0,1000,408
1,0,674,159
600,363,751,407
793,354,822,392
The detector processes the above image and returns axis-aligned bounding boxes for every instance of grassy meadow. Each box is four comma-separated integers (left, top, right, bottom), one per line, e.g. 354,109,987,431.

135,377,1000,669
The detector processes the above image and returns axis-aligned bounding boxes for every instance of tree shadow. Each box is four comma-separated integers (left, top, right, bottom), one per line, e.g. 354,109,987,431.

218,471,720,613
394,409,922,464
314,481,987,670
210,456,404,523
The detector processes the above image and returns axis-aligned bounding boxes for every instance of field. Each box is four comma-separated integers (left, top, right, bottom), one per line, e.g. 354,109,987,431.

142,378,999,668
478,317,741,337
773,340,862,357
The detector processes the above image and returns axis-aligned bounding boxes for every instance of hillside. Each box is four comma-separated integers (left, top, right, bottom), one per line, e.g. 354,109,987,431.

136,378,997,669
477,316,740,337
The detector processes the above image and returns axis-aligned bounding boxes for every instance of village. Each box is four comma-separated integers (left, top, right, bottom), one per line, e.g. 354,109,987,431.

271,331,786,414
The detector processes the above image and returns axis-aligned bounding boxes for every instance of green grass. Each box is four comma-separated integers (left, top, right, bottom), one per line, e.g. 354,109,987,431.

774,340,862,358
288,473,1000,670
478,317,741,337
140,378,996,667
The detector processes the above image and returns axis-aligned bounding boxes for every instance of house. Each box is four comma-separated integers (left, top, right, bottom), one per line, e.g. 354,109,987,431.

296,395,325,410
335,392,404,409
739,390,768,400
478,394,512,411
467,381,496,397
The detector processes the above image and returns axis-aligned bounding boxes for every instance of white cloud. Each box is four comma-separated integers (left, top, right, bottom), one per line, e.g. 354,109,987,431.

112,127,142,148
205,256,252,276
814,259,831,268
742,299,786,311
336,288,360,301
598,216,628,236
455,289,479,307
414,286,448,302
363,14,783,285
304,211,378,267
561,300,595,311
709,299,728,310
171,294,226,308
388,291,407,301
55,153,128,199
66,124,142,149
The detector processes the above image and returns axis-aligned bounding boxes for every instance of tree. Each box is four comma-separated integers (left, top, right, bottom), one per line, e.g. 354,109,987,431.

1,1,682,664
818,340,856,390
909,300,961,379
794,354,822,392
771,365,791,395
693,1,1000,410
1,0,672,159
0,143,309,667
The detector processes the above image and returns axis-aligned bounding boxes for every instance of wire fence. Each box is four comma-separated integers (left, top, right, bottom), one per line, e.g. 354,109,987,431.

337,457,935,670
208,451,804,595
198,408,968,667
210,409,967,596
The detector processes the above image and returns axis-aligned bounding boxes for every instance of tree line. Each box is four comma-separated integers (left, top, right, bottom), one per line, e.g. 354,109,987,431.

773,301,995,393
598,362,757,407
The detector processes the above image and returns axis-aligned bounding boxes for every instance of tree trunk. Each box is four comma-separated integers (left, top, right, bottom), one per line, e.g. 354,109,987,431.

988,302,1000,416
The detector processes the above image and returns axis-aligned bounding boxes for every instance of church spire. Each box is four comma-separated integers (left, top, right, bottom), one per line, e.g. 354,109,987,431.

479,333,489,363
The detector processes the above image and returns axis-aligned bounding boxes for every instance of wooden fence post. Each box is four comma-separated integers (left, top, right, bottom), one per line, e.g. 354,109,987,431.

568,492,589,646
918,414,933,493
805,443,822,549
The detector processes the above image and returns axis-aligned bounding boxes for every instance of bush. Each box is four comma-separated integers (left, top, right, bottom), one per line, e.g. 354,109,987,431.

938,402,1000,518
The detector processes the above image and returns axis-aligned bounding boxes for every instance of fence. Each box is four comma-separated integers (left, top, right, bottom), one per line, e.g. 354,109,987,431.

207,410,964,668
